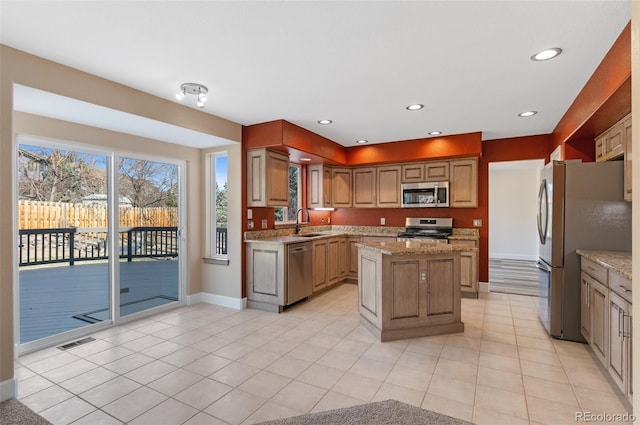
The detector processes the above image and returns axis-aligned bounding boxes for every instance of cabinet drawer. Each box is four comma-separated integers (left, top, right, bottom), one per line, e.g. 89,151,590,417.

610,271,632,303
581,258,608,285
449,239,476,249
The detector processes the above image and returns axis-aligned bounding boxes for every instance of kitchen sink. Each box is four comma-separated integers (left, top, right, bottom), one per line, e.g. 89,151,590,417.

298,233,324,238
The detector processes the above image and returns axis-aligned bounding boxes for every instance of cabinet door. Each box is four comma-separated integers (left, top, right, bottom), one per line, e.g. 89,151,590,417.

401,163,425,183
580,272,592,343
608,291,629,394
247,149,289,207
595,134,606,162
384,258,425,329
246,243,284,306
376,166,401,208
327,237,341,285
308,164,332,208
623,115,632,202
338,238,348,278
605,122,624,160
425,257,456,319
424,161,450,182
450,158,478,208
590,279,608,365
347,237,360,279
459,250,477,292
312,240,328,292
353,168,376,208
332,168,352,207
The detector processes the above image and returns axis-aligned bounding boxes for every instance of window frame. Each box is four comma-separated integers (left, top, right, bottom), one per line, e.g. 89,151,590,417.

205,151,229,260
275,163,302,225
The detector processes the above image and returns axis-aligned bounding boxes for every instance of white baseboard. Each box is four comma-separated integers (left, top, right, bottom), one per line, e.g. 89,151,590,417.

479,281,490,293
0,378,16,402
197,292,246,310
489,253,538,262
186,293,202,305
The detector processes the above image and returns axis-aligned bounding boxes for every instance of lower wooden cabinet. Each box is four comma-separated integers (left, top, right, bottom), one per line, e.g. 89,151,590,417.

609,290,631,398
312,239,328,293
246,242,285,312
449,239,478,298
347,237,360,281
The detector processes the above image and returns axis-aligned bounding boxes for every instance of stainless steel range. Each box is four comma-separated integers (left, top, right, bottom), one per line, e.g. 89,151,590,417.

397,217,453,243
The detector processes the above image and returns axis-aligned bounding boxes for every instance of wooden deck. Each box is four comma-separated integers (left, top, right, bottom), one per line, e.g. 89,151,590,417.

19,259,179,343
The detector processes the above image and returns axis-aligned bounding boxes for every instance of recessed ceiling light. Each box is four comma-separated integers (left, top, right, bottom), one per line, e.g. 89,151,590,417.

429,131,442,136
406,104,424,111
300,157,312,162
518,111,537,117
317,119,332,125
531,48,562,61
356,139,368,144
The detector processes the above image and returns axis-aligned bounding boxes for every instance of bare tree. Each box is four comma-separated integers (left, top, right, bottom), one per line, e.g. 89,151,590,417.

118,158,178,208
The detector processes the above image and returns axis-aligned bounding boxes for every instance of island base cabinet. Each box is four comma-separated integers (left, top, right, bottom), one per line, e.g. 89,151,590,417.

608,291,631,396
358,248,463,342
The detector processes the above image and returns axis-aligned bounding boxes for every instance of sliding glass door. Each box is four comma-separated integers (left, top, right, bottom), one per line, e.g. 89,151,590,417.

17,140,184,351
117,157,181,317
17,141,111,345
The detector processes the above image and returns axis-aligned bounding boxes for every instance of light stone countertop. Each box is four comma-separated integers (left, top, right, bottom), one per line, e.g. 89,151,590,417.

576,249,632,280
449,228,480,241
357,241,472,256
244,225,404,244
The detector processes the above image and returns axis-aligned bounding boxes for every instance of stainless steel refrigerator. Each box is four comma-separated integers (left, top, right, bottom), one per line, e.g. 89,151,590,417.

536,160,631,342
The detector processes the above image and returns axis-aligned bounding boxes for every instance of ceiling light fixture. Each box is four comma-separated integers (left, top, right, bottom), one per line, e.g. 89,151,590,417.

531,48,562,61
300,157,312,162
406,104,424,111
518,111,537,117
317,119,332,125
176,83,208,108
356,139,368,144
429,131,442,136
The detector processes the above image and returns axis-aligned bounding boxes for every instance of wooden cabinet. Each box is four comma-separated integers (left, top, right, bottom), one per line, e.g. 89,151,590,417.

327,237,342,286
307,164,332,208
623,115,632,201
401,161,449,183
332,168,352,207
312,239,328,293
376,165,401,207
580,272,593,344
246,242,285,312
247,148,290,207
449,239,478,298
596,121,624,162
590,278,609,364
353,168,376,208
347,236,360,281
358,246,463,342
609,290,631,396
450,157,478,208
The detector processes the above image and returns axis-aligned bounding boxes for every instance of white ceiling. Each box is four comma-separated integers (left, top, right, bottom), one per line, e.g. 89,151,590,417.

0,1,631,148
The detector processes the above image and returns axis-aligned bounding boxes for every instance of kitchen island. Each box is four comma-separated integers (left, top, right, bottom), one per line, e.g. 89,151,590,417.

357,241,467,342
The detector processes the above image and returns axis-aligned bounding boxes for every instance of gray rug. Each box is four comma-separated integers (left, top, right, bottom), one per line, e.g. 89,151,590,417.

0,399,52,425
257,400,474,425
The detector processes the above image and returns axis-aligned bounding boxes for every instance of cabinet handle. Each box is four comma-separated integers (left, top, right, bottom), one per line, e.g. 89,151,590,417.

618,285,632,294
619,308,624,339
622,313,630,339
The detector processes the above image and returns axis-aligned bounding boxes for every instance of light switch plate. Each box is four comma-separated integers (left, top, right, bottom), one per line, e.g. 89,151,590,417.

248,220,254,229
380,217,386,225
247,209,253,219
473,219,482,227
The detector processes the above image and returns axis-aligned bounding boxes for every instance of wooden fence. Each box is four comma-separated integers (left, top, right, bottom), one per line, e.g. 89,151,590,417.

18,200,178,229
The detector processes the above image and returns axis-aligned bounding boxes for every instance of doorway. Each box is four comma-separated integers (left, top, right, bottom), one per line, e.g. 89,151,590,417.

488,159,544,296
16,138,184,353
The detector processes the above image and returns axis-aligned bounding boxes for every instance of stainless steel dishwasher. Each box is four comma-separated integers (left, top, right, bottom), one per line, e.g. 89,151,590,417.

286,241,313,305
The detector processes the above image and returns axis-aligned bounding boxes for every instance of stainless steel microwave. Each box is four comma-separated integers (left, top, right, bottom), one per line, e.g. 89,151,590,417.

401,181,449,208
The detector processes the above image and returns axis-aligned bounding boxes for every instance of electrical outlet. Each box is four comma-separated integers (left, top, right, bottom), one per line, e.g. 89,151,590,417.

248,220,254,229
261,219,268,229
247,209,253,219
321,218,325,224
327,216,331,224
380,217,386,225
473,219,482,227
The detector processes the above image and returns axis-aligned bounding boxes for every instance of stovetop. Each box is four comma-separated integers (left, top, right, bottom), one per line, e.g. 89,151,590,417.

397,217,453,239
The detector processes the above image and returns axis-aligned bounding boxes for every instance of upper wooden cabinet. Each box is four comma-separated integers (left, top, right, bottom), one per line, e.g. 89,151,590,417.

401,161,449,183
450,157,478,208
596,116,626,162
247,148,289,207
376,165,401,208
308,164,333,208
623,115,632,202
353,168,377,208
332,167,353,207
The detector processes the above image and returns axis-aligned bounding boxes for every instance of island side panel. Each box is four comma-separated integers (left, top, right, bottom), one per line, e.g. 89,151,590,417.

358,248,383,331
246,242,285,312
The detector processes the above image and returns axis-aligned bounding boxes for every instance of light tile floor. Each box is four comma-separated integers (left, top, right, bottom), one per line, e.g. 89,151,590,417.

15,284,632,424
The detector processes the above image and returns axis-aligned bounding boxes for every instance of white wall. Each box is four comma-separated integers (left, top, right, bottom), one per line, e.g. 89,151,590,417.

489,160,544,261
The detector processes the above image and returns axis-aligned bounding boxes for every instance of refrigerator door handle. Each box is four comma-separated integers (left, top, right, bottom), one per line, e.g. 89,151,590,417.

537,179,549,244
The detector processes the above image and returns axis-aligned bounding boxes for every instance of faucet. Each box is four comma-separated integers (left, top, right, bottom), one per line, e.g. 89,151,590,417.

295,207,310,234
